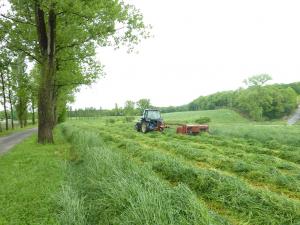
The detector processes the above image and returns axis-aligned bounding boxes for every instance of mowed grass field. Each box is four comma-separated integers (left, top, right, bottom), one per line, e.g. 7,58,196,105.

58,109,300,225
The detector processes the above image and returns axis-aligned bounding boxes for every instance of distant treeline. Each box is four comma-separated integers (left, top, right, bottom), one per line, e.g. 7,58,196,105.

188,82,300,121
68,81,300,121
68,99,153,118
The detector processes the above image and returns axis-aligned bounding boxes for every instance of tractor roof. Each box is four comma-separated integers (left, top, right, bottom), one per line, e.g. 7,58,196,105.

145,109,159,111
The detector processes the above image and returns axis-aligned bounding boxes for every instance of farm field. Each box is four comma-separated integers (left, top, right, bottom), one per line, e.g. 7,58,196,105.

59,109,300,225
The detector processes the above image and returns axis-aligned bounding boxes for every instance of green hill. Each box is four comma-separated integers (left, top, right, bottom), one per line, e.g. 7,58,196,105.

163,109,248,124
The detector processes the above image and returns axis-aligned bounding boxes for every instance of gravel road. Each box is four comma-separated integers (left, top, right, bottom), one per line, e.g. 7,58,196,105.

0,128,38,155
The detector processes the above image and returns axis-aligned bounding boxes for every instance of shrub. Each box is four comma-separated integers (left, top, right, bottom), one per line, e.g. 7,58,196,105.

124,116,135,123
105,118,116,124
195,117,211,124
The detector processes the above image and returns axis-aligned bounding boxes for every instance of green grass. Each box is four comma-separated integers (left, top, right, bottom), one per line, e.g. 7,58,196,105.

162,109,300,147
62,112,300,225
2,108,299,224
163,109,248,124
59,124,228,225
0,130,68,225
211,123,300,147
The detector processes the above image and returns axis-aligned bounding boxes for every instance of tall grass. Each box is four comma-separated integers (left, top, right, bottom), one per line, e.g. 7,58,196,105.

87,123,300,225
57,185,86,225
113,138,300,225
59,124,228,225
84,122,300,195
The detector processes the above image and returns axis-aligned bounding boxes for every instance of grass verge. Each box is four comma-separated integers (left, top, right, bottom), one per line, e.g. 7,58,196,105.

0,129,68,225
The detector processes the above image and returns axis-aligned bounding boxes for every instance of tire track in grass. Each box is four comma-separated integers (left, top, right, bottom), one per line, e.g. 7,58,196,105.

92,127,300,225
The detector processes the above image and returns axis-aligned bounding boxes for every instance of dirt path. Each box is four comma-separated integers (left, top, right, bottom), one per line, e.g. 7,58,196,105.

288,105,300,125
0,128,38,155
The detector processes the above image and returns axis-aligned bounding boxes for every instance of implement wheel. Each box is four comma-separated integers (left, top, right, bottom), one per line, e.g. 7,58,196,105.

141,122,148,133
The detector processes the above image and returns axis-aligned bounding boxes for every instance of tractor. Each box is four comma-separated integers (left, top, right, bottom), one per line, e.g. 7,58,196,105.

135,109,165,133
135,109,209,135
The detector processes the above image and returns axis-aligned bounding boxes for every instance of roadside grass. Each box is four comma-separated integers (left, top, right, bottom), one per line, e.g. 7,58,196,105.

0,129,68,225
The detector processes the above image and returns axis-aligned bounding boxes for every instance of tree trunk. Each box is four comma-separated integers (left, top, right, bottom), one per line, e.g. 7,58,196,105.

8,88,14,129
24,112,28,127
38,58,55,143
31,97,35,125
0,73,9,130
20,118,23,128
35,3,56,143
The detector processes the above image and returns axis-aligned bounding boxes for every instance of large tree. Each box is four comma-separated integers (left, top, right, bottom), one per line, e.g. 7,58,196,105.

1,0,148,143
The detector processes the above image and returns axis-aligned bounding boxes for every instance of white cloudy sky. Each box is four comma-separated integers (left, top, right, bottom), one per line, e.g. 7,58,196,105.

1,0,299,109
74,1,299,108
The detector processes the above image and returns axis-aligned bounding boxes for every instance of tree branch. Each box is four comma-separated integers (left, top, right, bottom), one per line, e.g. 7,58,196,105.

2,36,41,63
0,14,36,27
54,81,89,87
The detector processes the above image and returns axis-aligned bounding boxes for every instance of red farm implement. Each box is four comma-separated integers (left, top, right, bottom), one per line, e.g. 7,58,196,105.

176,124,209,135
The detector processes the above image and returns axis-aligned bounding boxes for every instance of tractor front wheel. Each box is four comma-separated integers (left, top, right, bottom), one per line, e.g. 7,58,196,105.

141,122,148,133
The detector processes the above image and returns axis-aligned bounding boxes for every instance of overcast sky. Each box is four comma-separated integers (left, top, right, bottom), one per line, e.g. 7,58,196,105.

41,1,300,108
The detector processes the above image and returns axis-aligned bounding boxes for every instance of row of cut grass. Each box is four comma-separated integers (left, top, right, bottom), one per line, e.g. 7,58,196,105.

83,122,300,198
59,124,230,225
76,121,300,225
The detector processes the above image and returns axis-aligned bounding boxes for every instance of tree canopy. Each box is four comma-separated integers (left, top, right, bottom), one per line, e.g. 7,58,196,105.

0,0,149,143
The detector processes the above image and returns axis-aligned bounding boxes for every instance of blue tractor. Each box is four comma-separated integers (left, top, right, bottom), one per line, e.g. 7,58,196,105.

135,109,165,133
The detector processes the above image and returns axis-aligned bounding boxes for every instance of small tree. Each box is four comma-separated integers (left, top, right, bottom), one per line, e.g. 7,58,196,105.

244,74,272,87
136,99,151,114
124,101,136,116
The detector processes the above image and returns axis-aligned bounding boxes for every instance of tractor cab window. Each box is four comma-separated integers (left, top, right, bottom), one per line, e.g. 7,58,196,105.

146,110,161,120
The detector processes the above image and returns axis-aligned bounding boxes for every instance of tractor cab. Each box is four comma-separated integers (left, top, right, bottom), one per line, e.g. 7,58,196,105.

142,109,161,121
135,109,165,133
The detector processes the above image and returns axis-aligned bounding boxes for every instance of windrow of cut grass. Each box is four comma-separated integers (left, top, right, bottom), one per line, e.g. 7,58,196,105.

82,122,300,198
69,121,300,225
59,124,229,225
163,126,300,161
211,123,300,147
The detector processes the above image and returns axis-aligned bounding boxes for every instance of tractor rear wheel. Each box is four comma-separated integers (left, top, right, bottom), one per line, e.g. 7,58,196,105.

141,122,148,133
135,123,141,132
